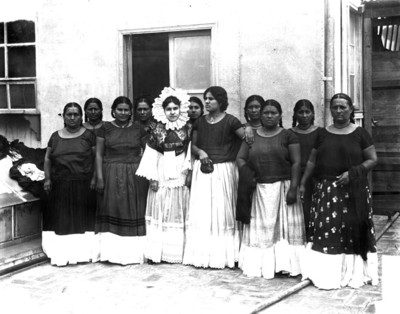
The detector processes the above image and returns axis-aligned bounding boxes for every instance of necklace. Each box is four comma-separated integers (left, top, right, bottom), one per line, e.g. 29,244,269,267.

114,120,130,128
207,112,225,124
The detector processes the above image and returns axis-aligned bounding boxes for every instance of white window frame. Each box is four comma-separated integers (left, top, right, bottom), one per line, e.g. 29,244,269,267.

120,23,217,101
0,20,38,114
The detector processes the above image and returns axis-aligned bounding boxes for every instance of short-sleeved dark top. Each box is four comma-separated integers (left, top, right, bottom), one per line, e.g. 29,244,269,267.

193,114,242,164
48,129,96,180
314,127,373,179
97,121,147,163
290,127,320,172
245,129,299,183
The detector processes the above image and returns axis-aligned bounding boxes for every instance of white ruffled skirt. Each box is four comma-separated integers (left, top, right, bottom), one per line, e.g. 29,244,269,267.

145,186,190,263
239,181,306,278
183,160,241,269
42,231,99,266
302,243,379,289
95,232,146,265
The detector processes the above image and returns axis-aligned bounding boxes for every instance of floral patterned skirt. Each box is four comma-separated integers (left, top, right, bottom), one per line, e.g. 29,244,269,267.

308,178,376,255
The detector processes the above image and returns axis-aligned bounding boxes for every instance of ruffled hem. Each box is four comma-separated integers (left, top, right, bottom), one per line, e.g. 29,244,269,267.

42,231,100,266
302,243,379,289
95,232,146,265
183,230,240,269
239,240,305,279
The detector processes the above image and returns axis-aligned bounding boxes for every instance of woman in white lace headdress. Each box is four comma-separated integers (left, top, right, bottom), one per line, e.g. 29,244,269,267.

136,87,192,263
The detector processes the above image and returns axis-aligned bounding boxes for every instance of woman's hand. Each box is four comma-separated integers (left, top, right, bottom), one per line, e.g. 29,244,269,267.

44,179,52,194
299,184,306,200
199,150,210,165
244,126,254,145
334,171,349,187
286,187,297,205
96,178,104,194
185,170,192,188
90,176,96,190
150,180,159,192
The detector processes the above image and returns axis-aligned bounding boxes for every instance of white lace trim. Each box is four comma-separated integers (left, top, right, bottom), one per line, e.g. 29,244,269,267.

152,87,190,130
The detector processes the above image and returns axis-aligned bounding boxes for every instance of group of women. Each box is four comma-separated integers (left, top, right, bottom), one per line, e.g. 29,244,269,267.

41,86,378,291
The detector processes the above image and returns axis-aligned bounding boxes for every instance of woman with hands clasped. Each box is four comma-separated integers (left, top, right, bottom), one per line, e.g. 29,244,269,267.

300,93,378,289
183,86,254,269
95,96,148,265
43,102,97,266
236,99,306,279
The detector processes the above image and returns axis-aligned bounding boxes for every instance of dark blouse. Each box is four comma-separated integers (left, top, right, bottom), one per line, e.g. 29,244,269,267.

48,129,96,180
314,127,373,179
97,121,147,164
238,129,299,183
147,122,192,156
290,127,320,172
194,114,242,164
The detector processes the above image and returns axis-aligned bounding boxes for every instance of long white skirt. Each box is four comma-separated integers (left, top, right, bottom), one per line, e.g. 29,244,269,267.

95,232,146,265
145,186,190,263
42,231,99,266
302,243,379,289
183,160,241,269
239,181,306,279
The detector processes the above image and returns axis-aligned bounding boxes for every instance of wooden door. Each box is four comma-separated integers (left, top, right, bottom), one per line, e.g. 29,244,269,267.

364,3,400,215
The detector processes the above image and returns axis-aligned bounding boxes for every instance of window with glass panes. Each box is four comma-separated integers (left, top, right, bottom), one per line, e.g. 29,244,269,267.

0,20,36,110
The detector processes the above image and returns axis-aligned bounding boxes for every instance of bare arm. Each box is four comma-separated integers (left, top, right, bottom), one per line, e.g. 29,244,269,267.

235,125,254,144
43,147,52,194
299,148,317,196
191,130,210,165
287,143,301,204
236,141,250,170
95,137,105,193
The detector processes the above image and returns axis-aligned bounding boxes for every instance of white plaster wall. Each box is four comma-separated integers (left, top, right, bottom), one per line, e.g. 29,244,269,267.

10,0,326,144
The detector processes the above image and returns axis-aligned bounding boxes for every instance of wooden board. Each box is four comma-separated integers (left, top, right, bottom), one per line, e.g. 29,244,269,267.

372,171,400,192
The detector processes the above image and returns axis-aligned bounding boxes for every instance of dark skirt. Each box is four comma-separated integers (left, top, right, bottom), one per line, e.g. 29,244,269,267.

43,178,96,235
95,162,148,236
308,178,376,255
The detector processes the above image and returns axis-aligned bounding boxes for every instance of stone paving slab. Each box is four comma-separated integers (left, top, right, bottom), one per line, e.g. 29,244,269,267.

1,215,399,314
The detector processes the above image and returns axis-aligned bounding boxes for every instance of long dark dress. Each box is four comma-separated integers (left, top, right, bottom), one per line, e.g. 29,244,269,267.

42,129,97,266
290,127,320,237
304,127,378,289
95,121,148,264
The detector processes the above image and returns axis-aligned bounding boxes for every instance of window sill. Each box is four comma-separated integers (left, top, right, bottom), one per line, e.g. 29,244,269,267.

0,109,40,115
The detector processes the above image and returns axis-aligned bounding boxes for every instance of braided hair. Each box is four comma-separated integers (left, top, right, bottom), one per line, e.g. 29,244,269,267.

244,95,264,122
292,99,315,127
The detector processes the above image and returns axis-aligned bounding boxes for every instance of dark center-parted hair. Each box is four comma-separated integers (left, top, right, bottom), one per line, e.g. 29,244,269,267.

189,96,204,116
134,97,153,111
111,96,133,120
63,102,83,127
330,93,355,123
162,96,181,109
84,97,103,122
203,86,229,112
261,99,283,127
244,95,264,122
292,99,315,127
